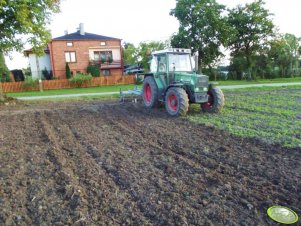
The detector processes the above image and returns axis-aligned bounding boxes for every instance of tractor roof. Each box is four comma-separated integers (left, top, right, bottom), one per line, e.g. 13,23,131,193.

152,48,191,55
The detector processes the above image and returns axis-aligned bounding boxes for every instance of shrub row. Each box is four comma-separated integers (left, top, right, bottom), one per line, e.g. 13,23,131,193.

23,73,93,89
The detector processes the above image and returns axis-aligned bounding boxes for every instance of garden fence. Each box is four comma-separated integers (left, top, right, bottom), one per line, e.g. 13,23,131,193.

1,75,136,93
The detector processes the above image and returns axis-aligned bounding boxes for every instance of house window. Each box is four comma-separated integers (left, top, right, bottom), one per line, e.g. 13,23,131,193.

100,42,106,46
102,69,111,76
65,51,76,63
93,52,99,61
66,42,73,47
93,51,112,62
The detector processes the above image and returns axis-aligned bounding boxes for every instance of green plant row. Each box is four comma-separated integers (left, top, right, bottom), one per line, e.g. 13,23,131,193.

189,87,301,148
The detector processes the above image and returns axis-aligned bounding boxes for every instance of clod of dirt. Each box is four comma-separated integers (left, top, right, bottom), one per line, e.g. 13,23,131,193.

0,95,18,106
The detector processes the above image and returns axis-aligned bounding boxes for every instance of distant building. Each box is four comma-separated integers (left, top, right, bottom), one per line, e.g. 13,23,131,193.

25,23,123,79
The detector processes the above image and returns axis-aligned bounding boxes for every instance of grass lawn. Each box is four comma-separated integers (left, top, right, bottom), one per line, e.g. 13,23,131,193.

5,76,301,98
217,76,301,85
188,86,301,148
25,94,120,103
6,84,138,97
222,85,301,92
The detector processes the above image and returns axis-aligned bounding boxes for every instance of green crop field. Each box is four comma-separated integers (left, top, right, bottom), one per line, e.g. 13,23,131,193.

189,87,301,148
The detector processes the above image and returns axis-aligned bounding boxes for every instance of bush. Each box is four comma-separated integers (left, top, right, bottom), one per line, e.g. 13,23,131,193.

87,64,100,77
42,67,53,80
0,51,10,82
23,76,39,89
65,63,71,79
135,74,143,85
23,67,31,77
69,73,92,87
0,72,11,82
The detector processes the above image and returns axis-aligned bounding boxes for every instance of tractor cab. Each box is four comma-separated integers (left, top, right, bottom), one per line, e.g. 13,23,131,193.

150,49,193,74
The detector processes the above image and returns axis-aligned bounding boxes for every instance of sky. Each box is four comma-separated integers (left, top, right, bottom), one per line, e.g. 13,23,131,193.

5,0,301,70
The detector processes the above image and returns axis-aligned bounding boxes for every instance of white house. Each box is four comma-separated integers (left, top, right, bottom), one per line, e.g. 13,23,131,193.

24,48,51,79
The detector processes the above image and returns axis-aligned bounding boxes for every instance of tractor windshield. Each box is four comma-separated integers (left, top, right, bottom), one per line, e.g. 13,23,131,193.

168,54,192,72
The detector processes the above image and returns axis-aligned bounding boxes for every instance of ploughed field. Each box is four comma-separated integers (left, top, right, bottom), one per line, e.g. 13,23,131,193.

0,101,300,225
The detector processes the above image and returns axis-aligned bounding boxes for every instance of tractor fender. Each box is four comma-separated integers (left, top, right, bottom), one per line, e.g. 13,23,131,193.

143,73,154,79
209,82,218,90
163,83,187,100
165,83,196,103
166,83,185,92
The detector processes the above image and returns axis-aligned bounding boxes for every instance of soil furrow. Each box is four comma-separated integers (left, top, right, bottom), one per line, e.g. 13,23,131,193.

39,109,151,225
70,105,241,222
36,111,90,224
0,101,300,225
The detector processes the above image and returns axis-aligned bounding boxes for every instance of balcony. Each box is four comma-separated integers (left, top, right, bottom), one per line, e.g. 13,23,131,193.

89,60,122,69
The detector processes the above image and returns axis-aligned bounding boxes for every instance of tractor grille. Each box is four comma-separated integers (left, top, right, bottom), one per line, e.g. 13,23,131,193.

197,76,209,87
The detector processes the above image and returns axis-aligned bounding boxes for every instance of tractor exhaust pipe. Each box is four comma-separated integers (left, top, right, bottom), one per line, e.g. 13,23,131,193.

194,51,199,73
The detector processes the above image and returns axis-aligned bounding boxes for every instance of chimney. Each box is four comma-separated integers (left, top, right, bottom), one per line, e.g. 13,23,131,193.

79,23,85,35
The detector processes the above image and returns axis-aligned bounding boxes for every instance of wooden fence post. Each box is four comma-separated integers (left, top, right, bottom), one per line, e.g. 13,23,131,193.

0,82,4,101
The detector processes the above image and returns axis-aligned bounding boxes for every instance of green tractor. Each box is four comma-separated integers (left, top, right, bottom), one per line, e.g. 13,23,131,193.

142,48,224,116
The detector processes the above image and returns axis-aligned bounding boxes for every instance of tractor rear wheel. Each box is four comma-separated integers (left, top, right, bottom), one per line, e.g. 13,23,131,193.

142,76,159,108
165,87,189,116
201,87,224,113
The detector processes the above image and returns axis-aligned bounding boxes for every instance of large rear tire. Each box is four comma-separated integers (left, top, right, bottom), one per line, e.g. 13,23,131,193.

142,76,159,108
165,87,189,116
201,87,224,113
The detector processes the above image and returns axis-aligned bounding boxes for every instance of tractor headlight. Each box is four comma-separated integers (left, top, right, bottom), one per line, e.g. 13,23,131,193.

195,87,199,92
203,87,208,91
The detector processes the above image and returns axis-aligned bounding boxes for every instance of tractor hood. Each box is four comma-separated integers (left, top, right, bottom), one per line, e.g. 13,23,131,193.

174,72,209,90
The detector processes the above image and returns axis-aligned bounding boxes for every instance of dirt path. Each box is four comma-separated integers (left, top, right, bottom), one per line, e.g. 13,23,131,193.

0,101,300,225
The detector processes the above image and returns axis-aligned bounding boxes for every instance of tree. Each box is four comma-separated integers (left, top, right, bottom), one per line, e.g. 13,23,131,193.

0,0,60,100
123,42,138,65
227,0,274,80
0,52,10,82
65,63,71,79
0,51,10,101
123,41,167,71
229,53,248,80
268,34,298,77
0,0,60,55
254,54,274,79
137,41,168,71
283,33,300,76
170,0,230,72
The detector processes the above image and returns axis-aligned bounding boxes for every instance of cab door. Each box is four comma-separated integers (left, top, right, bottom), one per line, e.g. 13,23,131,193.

156,54,168,87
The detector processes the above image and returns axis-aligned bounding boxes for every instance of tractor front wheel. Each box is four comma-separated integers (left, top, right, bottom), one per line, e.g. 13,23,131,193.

142,76,159,108
165,87,189,116
201,87,224,113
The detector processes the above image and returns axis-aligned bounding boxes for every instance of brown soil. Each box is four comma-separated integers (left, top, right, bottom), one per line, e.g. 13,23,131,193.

0,101,300,226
